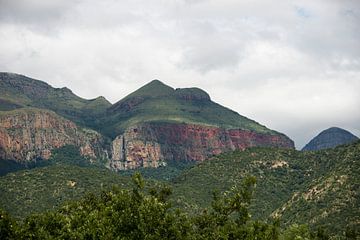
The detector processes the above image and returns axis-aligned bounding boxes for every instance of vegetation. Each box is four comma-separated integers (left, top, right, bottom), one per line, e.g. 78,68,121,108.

0,165,132,219
170,141,360,236
0,160,27,176
0,174,336,240
1,142,359,238
49,145,92,167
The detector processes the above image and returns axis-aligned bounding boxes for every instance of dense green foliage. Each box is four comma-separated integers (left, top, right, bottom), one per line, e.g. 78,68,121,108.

0,165,132,219
0,159,27,176
170,141,360,236
0,174,333,240
1,142,359,238
49,145,91,167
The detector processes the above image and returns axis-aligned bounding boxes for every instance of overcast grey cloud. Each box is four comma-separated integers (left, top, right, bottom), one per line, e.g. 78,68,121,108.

0,0,359,148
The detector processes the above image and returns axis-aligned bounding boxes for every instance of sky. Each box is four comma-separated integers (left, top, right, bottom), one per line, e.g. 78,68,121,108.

0,0,359,149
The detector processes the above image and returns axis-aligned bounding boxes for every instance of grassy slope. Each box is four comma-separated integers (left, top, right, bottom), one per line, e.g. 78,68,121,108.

0,165,132,219
0,73,288,140
0,72,111,129
102,80,278,138
170,141,360,234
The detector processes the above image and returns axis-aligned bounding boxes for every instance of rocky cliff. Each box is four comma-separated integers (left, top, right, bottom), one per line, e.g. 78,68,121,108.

0,108,106,164
110,122,294,170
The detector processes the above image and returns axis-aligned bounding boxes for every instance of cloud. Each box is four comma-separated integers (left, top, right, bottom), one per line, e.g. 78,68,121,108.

0,0,359,148
0,0,75,30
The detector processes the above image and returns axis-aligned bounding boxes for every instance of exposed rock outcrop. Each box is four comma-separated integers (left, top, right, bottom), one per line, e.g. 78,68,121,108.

0,108,105,164
110,122,294,170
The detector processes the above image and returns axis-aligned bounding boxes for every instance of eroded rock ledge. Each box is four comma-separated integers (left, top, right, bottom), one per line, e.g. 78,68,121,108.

110,122,294,170
0,109,104,164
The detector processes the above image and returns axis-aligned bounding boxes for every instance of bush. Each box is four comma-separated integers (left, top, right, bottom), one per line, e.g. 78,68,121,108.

0,174,339,239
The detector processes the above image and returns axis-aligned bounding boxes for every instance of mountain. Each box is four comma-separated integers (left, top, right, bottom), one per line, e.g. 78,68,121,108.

302,127,359,151
0,72,294,171
104,79,272,136
170,140,360,235
0,72,111,129
104,80,294,170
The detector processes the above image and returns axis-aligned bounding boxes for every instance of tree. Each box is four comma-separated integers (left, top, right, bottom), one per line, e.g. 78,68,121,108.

0,209,16,240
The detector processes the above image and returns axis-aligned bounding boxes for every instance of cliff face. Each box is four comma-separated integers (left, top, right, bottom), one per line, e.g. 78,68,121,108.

110,123,294,170
0,109,105,164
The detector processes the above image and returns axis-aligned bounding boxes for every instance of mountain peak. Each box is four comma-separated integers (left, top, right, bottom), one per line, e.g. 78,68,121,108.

302,127,359,151
148,79,166,85
126,79,174,99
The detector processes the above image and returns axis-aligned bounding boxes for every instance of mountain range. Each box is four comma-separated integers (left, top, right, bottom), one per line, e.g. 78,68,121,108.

0,72,293,172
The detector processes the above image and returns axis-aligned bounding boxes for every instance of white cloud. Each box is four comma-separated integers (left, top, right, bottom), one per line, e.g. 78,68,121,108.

0,0,359,148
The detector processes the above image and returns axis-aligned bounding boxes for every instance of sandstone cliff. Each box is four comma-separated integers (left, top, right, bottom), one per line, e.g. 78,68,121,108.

110,122,294,170
0,108,105,164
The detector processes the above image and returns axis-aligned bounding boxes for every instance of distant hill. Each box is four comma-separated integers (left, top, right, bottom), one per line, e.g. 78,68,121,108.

302,127,359,151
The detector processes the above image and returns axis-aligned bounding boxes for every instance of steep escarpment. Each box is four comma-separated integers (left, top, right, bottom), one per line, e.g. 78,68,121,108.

110,122,294,170
0,108,106,164
103,80,294,170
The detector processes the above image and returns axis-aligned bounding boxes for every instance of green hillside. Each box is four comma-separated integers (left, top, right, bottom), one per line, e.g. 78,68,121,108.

0,73,290,140
0,165,132,219
2,174,320,240
0,142,359,237
101,80,279,138
170,141,360,235
0,72,111,129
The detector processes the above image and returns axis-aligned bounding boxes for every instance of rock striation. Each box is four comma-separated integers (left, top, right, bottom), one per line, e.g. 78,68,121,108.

110,122,294,170
0,108,105,164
